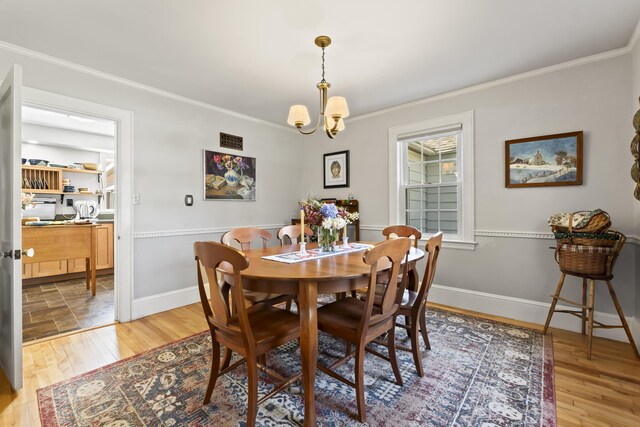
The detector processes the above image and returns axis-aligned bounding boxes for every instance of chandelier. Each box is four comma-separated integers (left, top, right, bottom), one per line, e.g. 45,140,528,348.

287,35,349,139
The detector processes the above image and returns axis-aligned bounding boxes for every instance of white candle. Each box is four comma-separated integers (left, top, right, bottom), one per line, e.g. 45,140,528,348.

300,208,305,243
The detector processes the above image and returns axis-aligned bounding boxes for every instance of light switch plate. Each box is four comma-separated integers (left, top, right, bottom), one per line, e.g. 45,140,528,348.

133,193,141,204
184,195,194,206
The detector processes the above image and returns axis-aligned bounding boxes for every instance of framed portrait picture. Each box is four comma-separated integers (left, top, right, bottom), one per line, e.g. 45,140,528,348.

323,150,350,188
505,131,583,188
203,149,256,201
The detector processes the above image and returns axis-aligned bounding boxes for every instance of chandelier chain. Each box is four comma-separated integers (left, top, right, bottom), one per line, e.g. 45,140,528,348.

321,47,326,82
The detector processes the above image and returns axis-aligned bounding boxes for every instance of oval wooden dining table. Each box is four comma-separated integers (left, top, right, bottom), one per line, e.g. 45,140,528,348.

218,242,425,426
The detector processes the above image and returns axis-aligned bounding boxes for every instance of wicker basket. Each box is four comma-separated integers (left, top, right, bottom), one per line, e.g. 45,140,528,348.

554,230,625,276
550,210,611,233
553,230,620,247
555,244,613,276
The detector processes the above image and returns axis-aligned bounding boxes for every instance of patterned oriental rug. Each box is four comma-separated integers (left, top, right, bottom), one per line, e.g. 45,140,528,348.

38,308,556,426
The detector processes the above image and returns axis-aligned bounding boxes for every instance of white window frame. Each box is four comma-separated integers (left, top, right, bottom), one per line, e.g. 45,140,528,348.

388,111,476,250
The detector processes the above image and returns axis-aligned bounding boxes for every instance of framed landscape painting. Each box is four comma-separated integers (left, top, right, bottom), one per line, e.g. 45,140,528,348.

505,131,583,188
323,150,350,188
203,150,256,201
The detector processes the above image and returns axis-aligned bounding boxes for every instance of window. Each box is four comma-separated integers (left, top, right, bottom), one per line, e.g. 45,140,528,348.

388,112,475,249
403,131,460,235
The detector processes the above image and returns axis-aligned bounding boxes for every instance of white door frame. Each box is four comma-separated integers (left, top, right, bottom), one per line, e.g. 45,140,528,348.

22,87,134,322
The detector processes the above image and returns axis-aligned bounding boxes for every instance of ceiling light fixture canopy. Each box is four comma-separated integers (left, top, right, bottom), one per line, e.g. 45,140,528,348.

287,35,349,139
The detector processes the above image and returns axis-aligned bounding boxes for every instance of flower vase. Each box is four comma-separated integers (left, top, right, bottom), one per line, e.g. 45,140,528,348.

224,168,241,187
318,227,338,252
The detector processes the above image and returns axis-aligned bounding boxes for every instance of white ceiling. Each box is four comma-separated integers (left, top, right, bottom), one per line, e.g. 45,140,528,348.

2,1,640,126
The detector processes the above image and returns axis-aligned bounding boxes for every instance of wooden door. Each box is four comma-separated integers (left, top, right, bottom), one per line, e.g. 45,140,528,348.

0,64,23,390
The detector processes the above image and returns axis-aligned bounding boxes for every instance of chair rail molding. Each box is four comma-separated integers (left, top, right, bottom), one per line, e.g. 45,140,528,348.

475,230,640,245
133,224,288,239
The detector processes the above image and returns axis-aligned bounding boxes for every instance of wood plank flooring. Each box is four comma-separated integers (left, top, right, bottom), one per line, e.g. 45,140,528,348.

1,302,639,426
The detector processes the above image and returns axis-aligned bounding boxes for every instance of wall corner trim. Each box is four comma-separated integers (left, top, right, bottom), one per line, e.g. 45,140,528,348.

628,18,640,51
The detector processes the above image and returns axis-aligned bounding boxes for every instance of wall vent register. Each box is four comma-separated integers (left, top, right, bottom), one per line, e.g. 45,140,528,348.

220,132,243,151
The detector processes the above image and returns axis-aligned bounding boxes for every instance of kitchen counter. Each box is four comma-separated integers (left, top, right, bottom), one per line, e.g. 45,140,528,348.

23,224,99,295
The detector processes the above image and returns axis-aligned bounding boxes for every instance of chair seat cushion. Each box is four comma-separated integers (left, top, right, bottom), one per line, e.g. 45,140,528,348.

373,284,419,308
318,297,381,332
227,304,299,344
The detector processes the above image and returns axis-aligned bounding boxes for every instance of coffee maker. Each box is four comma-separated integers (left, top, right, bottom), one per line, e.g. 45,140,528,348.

73,200,100,220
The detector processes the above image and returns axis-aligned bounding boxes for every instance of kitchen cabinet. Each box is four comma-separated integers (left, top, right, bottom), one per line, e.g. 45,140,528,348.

23,223,114,283
22,263,32,279
32,260,68,278
68,223,114,272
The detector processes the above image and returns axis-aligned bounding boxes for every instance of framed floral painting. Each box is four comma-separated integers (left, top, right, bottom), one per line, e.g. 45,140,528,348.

203,150,256,200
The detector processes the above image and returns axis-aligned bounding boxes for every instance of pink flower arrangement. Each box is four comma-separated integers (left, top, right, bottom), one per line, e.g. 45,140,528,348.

213,154,249,173
299,198,359,227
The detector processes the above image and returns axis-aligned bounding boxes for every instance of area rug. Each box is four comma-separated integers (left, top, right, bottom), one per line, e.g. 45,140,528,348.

38,308,556,426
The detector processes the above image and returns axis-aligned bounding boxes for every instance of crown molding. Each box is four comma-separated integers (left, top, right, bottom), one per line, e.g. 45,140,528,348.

2,16,639,130
0,40,292,132
350,46,630,122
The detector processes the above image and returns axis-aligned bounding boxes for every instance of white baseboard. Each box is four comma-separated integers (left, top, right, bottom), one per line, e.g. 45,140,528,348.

430,284,639,349
132,286,200,319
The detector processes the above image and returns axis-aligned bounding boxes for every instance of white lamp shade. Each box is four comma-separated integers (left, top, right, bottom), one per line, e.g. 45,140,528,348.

325,96,349,118
287,105,311,126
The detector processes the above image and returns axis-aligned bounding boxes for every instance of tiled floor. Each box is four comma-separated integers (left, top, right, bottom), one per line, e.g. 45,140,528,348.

22,275,115,342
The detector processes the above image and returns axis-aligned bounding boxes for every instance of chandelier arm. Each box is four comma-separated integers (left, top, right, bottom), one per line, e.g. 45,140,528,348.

325,128,336,139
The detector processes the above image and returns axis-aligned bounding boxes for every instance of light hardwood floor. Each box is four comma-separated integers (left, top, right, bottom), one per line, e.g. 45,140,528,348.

1,302,639,426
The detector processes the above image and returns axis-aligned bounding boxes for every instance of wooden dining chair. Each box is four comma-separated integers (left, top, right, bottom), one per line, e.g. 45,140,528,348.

382,225,422,291
221,227,294,308
277,224,314,245
194,241,301,427
376,232,442,377
316,237,412,422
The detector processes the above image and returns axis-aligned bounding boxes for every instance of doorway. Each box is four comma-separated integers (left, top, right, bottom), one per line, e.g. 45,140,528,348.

21,87,133,342
21,105,117,341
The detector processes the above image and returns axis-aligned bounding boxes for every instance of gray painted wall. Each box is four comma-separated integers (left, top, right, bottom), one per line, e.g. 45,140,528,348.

0,47,302,300
298,54,637,319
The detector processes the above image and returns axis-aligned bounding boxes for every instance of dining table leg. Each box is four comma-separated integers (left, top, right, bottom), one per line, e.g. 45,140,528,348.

299,280,318,427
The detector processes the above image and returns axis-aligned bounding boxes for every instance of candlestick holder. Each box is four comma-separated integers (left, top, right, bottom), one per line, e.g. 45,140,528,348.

299,242,307,254
341,236,350,249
